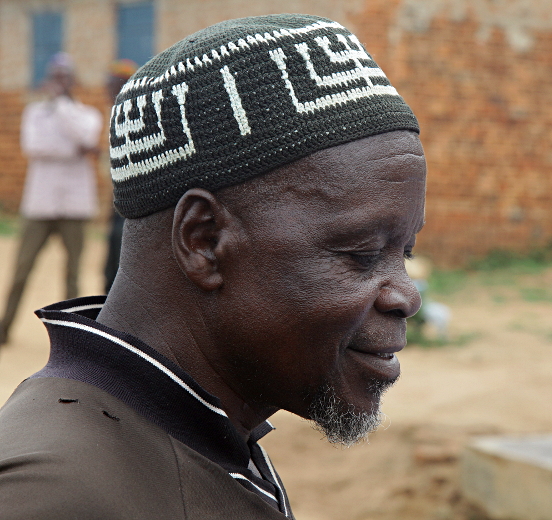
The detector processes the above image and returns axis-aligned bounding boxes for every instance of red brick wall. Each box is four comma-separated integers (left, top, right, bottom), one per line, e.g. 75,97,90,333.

356,0,552,266
0,91,26,214
2,1,552,266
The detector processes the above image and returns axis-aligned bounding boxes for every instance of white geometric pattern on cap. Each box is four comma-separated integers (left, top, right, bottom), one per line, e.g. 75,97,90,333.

221,65,251,136
111,90,165,160
269,34,399,115
110,21,402,183
111,82,196,181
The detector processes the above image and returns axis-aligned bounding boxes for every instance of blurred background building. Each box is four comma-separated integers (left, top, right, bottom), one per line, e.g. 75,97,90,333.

1,0,552,266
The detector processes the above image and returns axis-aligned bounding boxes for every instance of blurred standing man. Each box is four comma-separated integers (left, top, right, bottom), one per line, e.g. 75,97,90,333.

103,59,138,293
0,53,102,345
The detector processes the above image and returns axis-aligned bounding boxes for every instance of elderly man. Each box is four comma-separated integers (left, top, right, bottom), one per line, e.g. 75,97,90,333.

0,14,426,519
0,53,102,345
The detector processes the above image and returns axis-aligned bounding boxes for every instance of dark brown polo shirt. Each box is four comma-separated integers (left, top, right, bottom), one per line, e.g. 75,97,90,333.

0,297,293,519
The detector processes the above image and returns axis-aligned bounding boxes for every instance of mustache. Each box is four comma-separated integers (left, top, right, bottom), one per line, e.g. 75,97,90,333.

346,327,404,355
345,329,375,352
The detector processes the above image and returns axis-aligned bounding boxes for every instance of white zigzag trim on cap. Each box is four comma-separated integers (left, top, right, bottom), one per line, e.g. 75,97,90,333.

111,90,166,160
119,20,345,95
294,40,386,89
110,25,400,182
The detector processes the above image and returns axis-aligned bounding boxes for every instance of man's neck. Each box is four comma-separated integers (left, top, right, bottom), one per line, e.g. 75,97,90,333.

96,268,276,441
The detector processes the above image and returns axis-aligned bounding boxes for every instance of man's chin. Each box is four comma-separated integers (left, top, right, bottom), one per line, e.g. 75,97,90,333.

306,377,397,447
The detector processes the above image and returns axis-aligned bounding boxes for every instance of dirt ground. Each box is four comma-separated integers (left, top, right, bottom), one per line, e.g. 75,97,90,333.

1,233,551,520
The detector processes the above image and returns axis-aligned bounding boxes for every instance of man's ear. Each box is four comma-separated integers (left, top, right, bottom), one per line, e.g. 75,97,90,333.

172,188,236,291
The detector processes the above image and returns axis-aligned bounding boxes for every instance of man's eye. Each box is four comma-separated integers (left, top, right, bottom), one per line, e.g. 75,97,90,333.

404,250,415,260
349,251,380,268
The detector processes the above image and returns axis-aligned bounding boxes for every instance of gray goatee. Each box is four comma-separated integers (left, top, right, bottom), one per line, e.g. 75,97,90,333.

307,378,396,447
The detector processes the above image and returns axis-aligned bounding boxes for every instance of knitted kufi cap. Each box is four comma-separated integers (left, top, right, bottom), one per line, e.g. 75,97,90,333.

110,14,419,218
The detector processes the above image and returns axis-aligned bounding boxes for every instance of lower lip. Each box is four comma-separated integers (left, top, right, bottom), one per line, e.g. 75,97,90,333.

346,349,401,380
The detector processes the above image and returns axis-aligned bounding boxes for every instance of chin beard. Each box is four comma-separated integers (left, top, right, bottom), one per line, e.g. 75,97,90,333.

306,377,397,448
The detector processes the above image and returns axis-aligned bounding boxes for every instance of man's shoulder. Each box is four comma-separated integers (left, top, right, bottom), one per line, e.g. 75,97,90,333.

0,377,290,519
0,376,161,448
0,377,184,519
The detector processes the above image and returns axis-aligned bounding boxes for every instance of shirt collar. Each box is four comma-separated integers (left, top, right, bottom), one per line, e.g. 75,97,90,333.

33,296,275,471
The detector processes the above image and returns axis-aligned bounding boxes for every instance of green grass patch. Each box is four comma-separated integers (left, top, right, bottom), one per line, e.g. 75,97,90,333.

406,327,480,348
421,246,552,300
468,247,552,274
407,246,552,347
427,269,469,296
0,214,19,236
507,319,552,342
491,293,507,304
518,286,552,302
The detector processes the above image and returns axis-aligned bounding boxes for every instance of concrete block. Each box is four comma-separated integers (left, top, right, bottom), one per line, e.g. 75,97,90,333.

462,435,552,520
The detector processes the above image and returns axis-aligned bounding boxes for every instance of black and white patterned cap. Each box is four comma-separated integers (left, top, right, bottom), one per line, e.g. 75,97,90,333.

110,14,419,218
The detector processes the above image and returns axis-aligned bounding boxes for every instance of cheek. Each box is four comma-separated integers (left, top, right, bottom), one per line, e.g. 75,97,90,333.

247,256,381,353
216,248,384,410
222,236,381,350
282,258,379,318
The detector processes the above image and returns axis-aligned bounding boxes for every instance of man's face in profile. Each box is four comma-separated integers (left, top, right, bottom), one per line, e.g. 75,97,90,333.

206,130,426,445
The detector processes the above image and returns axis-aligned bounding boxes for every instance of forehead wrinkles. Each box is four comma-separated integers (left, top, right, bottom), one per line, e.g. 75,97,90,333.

278,131,425,198
363,154,426,184
278,155,425,208
218,131,425,221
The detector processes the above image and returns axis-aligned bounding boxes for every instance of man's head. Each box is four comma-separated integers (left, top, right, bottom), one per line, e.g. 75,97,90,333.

45,52,75,98
199,131,425,446
107,59,138,104
108,14,426,445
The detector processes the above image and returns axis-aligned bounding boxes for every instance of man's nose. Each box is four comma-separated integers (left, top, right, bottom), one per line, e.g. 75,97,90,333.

373,269,422,319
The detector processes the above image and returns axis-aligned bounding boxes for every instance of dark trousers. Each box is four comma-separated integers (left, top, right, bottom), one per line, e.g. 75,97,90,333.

1,219,86,338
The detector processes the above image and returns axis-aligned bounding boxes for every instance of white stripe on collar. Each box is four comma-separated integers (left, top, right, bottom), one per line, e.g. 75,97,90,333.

229,473,278,502
260,445,290,517
40,317,228,418
61,303,105,313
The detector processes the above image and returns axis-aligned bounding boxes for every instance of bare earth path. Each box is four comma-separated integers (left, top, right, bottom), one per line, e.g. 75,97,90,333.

1,234,551,520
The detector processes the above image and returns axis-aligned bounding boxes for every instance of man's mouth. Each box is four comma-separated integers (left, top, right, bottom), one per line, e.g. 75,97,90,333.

346,346,402,380
373,352,395,360
347,343,403,358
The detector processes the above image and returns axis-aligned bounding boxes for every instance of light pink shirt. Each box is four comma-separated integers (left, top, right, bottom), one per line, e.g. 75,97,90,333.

20,96,102,219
